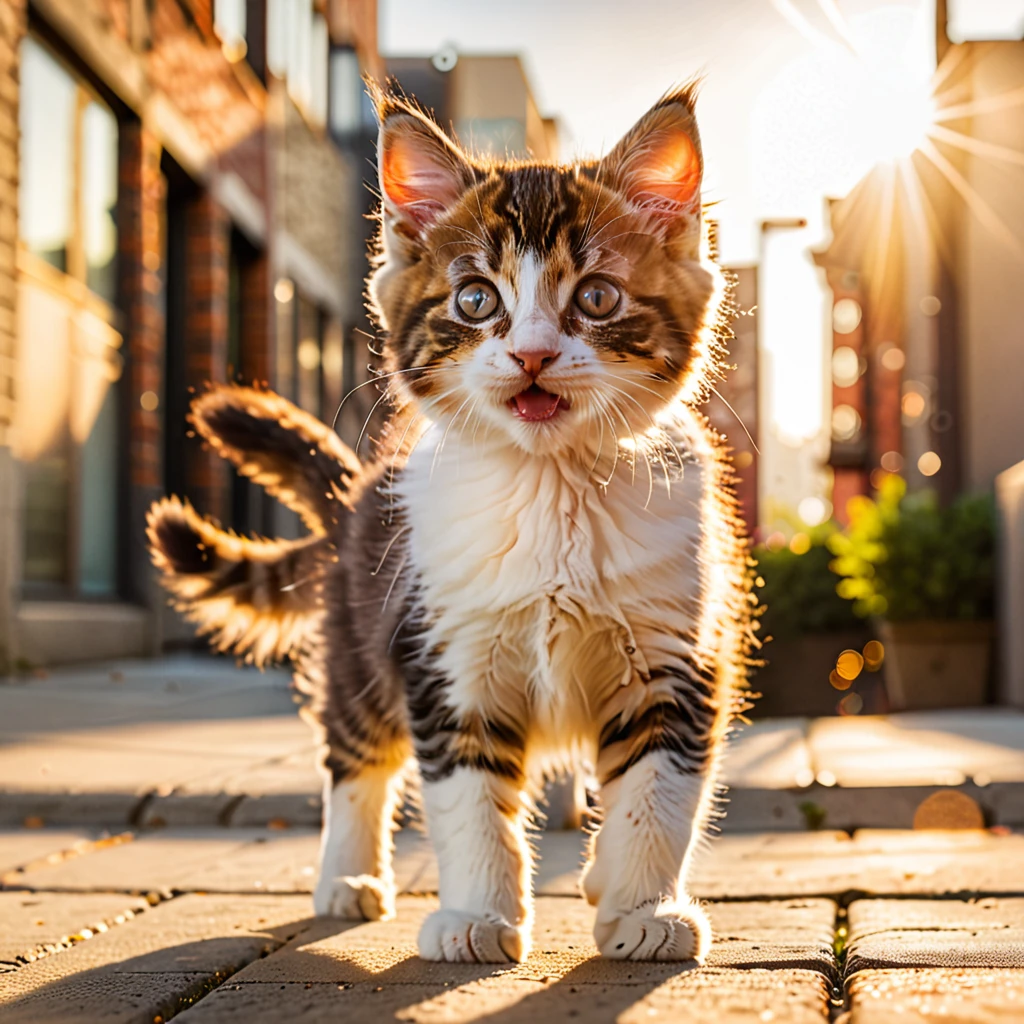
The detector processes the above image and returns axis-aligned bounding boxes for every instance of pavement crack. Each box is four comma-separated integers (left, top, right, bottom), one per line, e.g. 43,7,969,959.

3,893,163,973
829,906,850,1021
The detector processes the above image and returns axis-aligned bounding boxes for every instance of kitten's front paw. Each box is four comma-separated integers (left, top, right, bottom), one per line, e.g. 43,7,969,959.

312,873,395,921
595,900,710,962
418,909,528,963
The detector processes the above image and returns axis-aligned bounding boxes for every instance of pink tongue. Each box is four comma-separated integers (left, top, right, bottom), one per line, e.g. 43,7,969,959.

513,387,561,421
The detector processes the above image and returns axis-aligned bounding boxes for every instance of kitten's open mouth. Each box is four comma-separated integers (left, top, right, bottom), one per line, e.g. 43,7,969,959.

509,385,570,422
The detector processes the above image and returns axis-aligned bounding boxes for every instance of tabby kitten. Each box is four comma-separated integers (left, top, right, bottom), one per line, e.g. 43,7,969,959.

148,83,750,965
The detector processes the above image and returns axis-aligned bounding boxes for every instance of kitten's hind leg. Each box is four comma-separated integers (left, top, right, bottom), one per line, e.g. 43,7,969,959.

313,763,406,920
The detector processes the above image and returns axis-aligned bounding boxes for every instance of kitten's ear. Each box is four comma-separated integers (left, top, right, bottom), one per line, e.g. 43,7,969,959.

375,92,474,234
602,85,703,219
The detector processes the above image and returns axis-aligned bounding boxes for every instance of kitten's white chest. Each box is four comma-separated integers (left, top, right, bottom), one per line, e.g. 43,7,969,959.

397,430,705,725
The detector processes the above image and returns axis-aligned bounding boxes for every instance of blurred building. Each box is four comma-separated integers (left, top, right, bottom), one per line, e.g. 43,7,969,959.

386,52,559,161
0,0,382,668
816,2,1024,519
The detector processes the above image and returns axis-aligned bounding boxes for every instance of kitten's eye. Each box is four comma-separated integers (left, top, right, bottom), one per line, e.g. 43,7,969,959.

575,278,621,319
455,281,500,321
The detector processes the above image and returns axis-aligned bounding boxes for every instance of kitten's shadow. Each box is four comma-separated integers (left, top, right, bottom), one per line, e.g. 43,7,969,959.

465,956,701,1023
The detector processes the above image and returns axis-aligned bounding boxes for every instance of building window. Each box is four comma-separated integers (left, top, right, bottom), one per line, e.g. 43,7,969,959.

266,0,328,126
947,0,1024,41
329,46,363,138
16,37,122,597
274,281,339,422
214,0,247,60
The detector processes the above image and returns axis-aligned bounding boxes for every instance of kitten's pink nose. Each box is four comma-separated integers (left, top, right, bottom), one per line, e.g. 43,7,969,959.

512,349,559,378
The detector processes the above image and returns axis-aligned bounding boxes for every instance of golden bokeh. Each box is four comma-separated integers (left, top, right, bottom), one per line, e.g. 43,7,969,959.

836,649,865,681
829,669,853,692
838,692,863,716
789,532,811,555
912,791,984,831
863,640,885,671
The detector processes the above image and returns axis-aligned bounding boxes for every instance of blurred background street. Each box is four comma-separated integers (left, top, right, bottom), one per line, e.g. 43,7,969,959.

2,0,1024,1019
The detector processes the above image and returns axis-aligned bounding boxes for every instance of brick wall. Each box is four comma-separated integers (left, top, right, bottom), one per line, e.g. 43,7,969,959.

119,119,166,601
184,191,230,521
240,251,272,384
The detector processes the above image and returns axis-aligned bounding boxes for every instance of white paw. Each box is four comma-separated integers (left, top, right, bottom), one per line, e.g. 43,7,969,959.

417,908,528,963
312,874,395,921
595,900,710,962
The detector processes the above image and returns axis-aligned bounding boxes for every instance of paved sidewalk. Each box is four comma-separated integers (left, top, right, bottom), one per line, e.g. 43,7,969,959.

3,655,1024,831
3,826,1024,1021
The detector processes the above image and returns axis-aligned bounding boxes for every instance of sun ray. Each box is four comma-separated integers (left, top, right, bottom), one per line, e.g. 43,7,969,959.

929,36,985,96
934,82,1024,124
896,155,953,269
928,123,1024,168
865,161,899,322
814,0,860,55
918,137,1024,258
769,0,832,47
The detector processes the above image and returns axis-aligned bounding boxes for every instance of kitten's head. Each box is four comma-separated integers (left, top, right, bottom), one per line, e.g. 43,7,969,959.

368,83,725,456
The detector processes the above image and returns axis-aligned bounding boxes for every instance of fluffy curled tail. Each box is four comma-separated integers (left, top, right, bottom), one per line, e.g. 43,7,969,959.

188,385,364,535
147,385,361,668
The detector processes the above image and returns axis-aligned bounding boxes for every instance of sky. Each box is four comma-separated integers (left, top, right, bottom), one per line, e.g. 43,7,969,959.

379,0,939,264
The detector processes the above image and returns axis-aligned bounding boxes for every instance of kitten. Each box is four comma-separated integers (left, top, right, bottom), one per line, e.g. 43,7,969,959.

147,82,751,965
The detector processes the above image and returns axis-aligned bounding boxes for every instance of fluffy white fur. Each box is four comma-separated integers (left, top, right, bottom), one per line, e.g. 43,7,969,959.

395,401,715,962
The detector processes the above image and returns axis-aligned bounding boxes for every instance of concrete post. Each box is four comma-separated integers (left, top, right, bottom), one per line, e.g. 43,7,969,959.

996,459,1024,707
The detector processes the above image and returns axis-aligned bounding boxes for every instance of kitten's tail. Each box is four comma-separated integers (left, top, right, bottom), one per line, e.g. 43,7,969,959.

186,384,365,535
147,385,362,668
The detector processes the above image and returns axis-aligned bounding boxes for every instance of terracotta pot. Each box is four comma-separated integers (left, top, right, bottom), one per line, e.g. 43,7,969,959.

878,620,995,710
751,630,871,716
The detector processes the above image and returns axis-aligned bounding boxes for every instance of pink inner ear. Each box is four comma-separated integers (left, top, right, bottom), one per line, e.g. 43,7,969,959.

382,134,463,228
627,131,701,210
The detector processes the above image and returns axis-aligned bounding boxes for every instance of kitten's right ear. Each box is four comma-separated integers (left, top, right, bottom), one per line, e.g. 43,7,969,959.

375,91,474,235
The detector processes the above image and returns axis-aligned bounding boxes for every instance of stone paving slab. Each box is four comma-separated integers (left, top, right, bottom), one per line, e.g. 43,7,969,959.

11,827,1024,903
175,896,835,1023
227,896,837,984
847,968,1024,1022
0,830,98,875
693,828,1024,900
0,892,148,969
176,969,833,1023
0,893,312,1023
2,828,581,898
721,717,814,789
846,897,1024,972
811,708,1024,788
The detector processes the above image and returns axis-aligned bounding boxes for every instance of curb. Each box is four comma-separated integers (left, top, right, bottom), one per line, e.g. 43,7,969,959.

3,780,1024,831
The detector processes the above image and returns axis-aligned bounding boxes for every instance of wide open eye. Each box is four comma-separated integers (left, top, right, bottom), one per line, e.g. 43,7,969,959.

574,278,621,319
455,281,500,321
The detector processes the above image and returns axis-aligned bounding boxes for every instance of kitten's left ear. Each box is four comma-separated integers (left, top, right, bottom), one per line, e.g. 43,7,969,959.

602,85,703,220
374,89,475,236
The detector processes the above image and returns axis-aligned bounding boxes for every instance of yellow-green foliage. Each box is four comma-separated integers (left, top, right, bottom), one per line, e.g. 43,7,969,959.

827,475,995,622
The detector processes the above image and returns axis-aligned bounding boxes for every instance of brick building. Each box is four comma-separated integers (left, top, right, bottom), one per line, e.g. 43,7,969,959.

386,52,559,162
0,0,382,668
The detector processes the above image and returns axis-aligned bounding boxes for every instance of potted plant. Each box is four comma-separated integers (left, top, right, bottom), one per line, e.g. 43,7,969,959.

751,524,870,716
828,474,996,710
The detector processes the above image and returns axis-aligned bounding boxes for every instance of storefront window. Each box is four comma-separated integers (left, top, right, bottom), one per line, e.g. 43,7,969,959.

19,39,75,274
16,36,122,598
